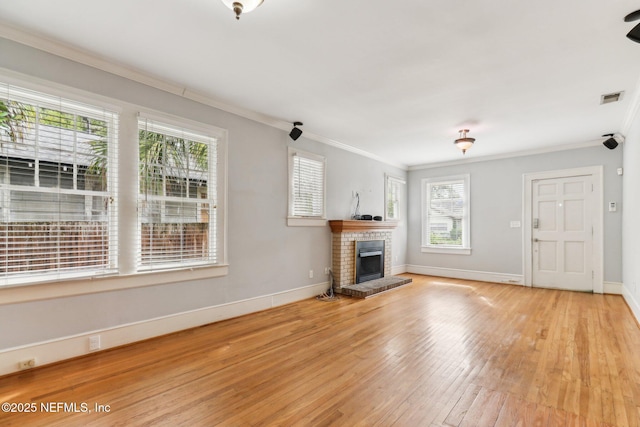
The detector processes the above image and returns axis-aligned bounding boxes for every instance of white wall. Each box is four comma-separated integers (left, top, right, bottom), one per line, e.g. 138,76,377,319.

0,38,407,369
407,146,623,285
623,109,640,321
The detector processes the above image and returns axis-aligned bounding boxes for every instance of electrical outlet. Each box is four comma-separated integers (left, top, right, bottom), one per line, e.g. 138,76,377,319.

309,270,314,279
19,358,36,370
89,335,101,351
324,267,330,275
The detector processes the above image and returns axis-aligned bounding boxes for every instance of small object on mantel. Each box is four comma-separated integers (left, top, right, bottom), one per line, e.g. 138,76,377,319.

360,214,373,220
373,216,382,221
328,220,398,233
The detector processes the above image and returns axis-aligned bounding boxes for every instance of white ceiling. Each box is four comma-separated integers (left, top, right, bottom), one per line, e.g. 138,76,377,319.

1,0,640,168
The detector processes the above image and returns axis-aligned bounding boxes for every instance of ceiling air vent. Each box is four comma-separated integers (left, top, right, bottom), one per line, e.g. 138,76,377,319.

600,91,623,105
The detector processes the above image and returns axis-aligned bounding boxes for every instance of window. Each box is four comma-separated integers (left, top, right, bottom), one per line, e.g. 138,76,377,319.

0,83,118,284
287,147,326,226
0,78,228,296
385,174,405,221
138,116,219,269
422,174,470,254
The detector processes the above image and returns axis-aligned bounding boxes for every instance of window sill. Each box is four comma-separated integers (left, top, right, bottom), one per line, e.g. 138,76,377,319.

0,264,229,305
287,217,327,227
421,246,471,255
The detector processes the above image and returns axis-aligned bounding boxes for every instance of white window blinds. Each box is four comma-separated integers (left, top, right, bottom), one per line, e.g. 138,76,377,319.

0,83,118,284
289,150,325,218
423,175,469,248
138,116,217,269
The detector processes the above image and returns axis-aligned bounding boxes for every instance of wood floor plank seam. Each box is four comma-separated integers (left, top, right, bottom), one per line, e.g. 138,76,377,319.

1,274,639,426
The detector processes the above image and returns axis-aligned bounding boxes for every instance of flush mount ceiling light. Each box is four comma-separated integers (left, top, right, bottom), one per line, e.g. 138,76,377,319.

221,0,264,20
454,129,475,154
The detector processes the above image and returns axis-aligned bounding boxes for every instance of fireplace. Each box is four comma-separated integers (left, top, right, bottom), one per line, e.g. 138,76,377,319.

355,240,385,284
328,220,396,290
329,220,411,298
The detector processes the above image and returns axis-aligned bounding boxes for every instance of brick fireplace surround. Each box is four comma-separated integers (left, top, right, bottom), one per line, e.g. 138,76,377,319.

329,220,396,292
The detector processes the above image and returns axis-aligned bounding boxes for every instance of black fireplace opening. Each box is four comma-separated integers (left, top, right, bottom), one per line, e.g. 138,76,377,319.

355,240,384,284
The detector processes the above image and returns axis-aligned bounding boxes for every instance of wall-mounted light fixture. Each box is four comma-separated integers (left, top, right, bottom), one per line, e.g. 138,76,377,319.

220,0,264,20
454,129,475,154
289,121,303,141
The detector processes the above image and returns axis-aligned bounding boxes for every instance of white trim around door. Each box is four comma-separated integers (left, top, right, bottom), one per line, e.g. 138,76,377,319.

523,166,603,293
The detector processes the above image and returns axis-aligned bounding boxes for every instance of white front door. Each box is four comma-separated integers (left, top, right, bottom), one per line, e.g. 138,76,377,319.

531,175,593,292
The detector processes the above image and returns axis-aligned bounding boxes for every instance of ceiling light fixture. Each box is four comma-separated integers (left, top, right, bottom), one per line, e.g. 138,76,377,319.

454,129,475,154
625,9,640,43
221,0,264,20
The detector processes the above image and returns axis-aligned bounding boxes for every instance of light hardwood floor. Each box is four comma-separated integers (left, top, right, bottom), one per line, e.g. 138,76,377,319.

1,274,639,426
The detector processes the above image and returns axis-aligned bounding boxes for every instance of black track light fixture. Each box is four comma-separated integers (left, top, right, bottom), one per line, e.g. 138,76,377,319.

289,121,303,141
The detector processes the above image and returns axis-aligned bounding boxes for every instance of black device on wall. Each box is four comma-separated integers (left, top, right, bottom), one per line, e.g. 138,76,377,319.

602,133,619,150
289,121,303,141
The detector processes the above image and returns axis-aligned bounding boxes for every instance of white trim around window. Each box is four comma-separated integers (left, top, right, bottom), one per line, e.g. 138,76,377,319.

287,147,327,227
384,174,405,222
421,174,471,255
0,72,229,303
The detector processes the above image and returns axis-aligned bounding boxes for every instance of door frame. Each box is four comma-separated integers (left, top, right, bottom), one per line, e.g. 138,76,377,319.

523,166,603,293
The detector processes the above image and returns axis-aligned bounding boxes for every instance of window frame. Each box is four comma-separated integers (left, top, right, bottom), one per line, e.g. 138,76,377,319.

384,174,405,222
0,82,120,285
287,147,327,227
421,174,471,255
137,111,227,271
0,73,229,299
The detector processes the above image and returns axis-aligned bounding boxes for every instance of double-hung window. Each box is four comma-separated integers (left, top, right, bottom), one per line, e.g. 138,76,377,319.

0,79,228,295
385,174,405,221
138,116,220,269
422,174,471,254
287,147,326,226
0,83,118,284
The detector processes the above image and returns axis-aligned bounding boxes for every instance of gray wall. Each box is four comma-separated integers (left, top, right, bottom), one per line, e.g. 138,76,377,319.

407,146,623,282
0,38,407,349
623,109,640,316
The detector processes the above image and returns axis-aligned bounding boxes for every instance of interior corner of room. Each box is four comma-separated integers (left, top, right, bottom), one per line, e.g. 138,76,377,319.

0,3,639,423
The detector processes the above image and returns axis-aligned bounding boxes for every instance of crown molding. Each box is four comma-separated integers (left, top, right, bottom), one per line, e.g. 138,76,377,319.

408,139,604,171
621,73,640,136
0,22,408,171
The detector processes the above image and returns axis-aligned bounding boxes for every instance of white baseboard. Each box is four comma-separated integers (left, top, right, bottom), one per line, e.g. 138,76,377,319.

603,281,623,295
0,281,329,377
391,264,408,275
622,285,640,325
406,265,625,296
406,264,524,285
